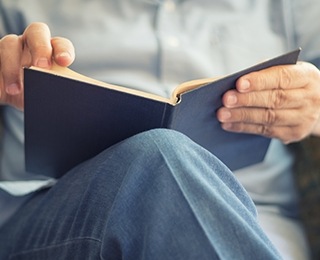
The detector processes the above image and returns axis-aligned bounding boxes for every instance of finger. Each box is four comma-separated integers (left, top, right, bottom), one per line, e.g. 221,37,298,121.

222,88,308,109
236,62,315,92
0,89,24,110
220,122,308,144
23,22,53,68
0,34,24,95
51,37,75,67
217,107,308,127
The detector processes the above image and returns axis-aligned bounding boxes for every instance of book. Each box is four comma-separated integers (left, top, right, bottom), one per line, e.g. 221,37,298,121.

24,49,301,178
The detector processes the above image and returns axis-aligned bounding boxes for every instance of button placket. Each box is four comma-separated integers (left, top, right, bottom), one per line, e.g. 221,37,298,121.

155,0,184,89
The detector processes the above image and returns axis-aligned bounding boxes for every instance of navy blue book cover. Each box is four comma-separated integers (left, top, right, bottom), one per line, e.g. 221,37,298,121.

24,49,301,178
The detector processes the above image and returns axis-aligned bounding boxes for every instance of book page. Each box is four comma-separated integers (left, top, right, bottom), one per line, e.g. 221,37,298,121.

28,64,221,105
28,64,176,104
28,64,219,105
172,77,220,102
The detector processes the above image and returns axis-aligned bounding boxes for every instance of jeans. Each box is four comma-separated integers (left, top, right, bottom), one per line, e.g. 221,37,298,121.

0,129,281,259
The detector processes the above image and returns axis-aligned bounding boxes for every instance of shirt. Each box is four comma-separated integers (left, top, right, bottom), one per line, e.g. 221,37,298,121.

1,1,320,257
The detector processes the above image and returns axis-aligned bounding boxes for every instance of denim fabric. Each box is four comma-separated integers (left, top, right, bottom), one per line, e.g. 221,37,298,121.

0,129,281,259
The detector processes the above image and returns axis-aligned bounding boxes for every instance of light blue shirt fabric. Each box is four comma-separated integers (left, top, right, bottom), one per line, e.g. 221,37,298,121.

1,0,320,258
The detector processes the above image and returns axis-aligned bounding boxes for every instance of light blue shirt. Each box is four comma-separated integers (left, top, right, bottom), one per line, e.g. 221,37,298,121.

1,0,319,258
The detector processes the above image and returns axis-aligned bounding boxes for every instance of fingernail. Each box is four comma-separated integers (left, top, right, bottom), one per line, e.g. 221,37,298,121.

239,79,250,92
222,123,233,131
57,52,71,59
36,58,50,68
219,110,231,121
226,94,237,106
6,83,20,95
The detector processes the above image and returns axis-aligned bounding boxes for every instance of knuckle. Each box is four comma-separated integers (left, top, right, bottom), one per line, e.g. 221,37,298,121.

24,23,51,49
278,67,292,88
300,62,319,81
260,124,273,138
51,36,70,44
239,109,250,122
51,37,74,51
247,92,258,106
269,89,286,109
264,108,277,125
26,22,49,33
0,34,20,47
253,72,268,89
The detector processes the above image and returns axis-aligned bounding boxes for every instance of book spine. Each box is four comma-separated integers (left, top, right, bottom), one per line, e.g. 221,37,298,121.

160,104,175,129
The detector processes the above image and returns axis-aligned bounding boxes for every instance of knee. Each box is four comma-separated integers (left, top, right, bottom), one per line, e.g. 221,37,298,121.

107,128,224,173
88,129,190,172
112,128,189,166
85,128,227,194
127,128,189,151
110,128,227,181
119,129,212,165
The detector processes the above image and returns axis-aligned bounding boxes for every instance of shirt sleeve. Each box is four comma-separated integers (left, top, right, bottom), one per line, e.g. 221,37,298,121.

291,0,320,64
0,0,26,36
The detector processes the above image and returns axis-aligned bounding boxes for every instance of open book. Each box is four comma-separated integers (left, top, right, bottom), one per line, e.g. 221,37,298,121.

24,49,301,178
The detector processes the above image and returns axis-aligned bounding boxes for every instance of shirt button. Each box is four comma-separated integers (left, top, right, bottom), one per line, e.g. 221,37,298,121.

163,0,176,12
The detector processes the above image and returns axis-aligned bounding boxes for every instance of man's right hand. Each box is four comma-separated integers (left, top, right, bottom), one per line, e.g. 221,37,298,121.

0,22,75,110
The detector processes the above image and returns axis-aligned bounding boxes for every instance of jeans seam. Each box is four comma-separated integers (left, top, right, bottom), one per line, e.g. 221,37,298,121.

153,140,218,245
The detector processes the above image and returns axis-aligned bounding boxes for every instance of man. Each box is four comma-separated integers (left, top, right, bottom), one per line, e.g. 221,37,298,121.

1,0,320,259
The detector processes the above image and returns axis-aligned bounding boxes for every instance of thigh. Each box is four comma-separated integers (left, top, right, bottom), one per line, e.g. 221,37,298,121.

0,129,280,260
0,132,137,258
